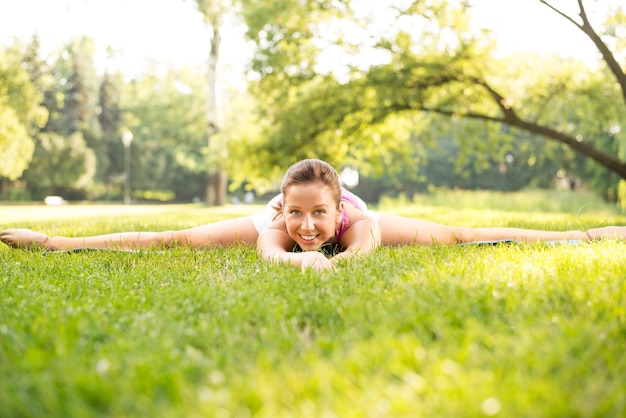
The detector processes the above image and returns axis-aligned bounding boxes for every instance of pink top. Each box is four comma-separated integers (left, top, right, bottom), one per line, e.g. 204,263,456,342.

336,188,366,241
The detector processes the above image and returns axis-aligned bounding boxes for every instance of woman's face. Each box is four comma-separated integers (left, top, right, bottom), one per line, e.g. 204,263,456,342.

283,183,343,251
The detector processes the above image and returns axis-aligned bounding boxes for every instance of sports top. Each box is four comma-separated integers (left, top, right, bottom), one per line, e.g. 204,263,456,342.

336,188,367,241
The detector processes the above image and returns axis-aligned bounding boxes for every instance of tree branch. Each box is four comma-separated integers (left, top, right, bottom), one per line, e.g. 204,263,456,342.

468,77,519,122
539,0,626,105
418,105,626,178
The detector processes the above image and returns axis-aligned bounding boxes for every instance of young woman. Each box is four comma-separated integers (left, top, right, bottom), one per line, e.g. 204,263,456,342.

1,158,625,272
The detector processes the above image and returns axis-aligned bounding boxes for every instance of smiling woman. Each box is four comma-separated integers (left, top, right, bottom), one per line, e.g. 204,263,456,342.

282,184,343,251
254,160,381,272
3,159,626,272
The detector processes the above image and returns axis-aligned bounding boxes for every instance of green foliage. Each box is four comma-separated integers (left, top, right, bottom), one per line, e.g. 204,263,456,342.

194,0,231,25
3,0,625,203
0,43,48,133
22,131,96,199
602,4,626,64
122,67,210,201
41,37,100,137
95,68,125,184
222,88,280,193
0,104,32,180
0,44,47,181
1,196,625,417
4,34,217,202
378,189,619,217
239,0,626,199
10,36,103,199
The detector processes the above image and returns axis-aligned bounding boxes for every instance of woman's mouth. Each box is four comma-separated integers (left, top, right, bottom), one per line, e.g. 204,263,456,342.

300,234,319,242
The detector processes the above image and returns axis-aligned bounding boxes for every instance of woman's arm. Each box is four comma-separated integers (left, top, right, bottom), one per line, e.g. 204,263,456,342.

331,216,381,264
257,227,333,272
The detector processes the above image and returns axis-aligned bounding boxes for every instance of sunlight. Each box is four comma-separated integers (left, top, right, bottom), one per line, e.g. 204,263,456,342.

0,204,175,223
0,0,611,80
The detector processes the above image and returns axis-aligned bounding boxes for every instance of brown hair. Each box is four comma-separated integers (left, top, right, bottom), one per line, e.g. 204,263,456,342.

281,159,342,208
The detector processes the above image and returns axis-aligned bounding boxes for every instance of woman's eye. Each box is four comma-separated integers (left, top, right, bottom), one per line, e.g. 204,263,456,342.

290,210,301,215
315,210,325,215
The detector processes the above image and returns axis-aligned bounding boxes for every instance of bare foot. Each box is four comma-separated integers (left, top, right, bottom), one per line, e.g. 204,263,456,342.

0,228,51,249
586,226,626,240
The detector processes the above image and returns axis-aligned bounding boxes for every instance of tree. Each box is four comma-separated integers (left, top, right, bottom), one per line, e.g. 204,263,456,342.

22,131,96,199
0,41,47,198
239,0,626,196
121,67,210,201
97,66,124,187
21,37,101,199
0,104,31,181
193,0,231,205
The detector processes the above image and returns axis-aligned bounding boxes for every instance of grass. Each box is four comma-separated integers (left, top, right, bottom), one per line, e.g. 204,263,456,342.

1,190,626,417
381,188,619,216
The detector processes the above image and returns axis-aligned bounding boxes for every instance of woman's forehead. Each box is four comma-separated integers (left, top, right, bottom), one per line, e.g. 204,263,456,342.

284,183,335,204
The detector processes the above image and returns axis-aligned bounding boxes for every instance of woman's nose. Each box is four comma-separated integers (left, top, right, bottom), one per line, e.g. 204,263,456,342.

301,214,314,230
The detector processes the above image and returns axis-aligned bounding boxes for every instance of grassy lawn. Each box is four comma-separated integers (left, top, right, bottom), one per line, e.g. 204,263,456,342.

1,191,625,417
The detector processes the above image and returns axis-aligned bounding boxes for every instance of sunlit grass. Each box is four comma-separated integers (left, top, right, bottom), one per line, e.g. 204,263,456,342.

1,191,625,417
380,188,619,216
0,203,263,225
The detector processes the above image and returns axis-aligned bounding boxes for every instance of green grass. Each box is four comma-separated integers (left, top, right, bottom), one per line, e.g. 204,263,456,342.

1,191,626,417
381,188,619,215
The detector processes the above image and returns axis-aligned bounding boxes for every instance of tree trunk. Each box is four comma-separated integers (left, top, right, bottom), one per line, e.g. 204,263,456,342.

205,170,228,206
1,177,8,201
204,21,227,206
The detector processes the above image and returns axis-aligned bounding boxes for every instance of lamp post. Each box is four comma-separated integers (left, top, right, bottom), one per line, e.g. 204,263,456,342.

122,130,134,205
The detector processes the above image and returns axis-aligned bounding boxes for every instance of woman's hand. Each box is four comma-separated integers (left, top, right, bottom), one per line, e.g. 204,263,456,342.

299,251,333,273
257,228,334,272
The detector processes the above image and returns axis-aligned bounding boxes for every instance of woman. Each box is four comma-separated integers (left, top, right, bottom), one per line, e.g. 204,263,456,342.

1,159,624,272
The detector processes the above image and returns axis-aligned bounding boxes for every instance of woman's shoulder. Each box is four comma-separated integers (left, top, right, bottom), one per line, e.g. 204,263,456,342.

341,188,368,211
265,216,288,232
343,200,369,223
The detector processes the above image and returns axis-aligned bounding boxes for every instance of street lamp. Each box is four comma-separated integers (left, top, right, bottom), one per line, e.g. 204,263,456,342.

122,130,134,205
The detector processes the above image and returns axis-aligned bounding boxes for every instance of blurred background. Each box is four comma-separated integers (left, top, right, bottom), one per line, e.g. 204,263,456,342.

0,0,624,207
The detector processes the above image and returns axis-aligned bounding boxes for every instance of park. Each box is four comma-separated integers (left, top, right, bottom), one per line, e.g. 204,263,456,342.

1,0,626,416
2,190,625,416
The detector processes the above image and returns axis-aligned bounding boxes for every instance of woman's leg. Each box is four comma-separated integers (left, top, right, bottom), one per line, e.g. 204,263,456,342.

376,213,622,245
0,217,259,250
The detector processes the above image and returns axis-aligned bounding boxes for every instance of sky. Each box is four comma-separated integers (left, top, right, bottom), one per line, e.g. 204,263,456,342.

0,0,605,85
0,0,252,86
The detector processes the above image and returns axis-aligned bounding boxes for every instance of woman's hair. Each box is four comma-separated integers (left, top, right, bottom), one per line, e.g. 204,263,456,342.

281,159,342,208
